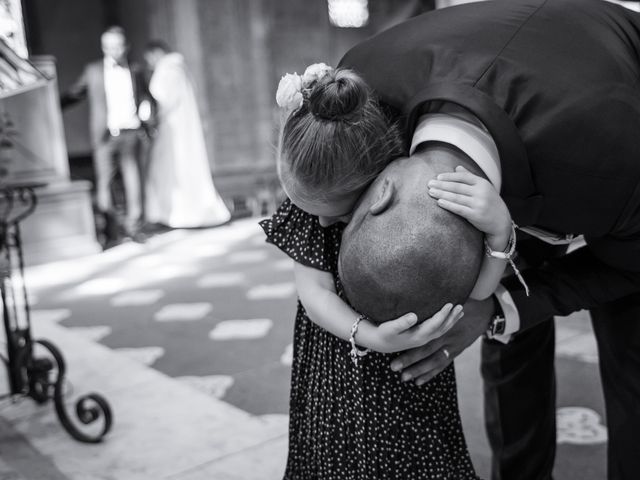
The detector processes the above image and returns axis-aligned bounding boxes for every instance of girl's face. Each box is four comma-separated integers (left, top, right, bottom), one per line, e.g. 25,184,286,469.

286,185,361,227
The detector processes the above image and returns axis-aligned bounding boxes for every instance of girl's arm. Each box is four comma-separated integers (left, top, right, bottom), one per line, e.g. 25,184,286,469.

294,261,464,354
428,166,512,300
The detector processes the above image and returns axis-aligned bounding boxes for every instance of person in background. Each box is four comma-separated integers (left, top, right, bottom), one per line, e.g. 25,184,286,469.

61,26,148,246
143,41,230,229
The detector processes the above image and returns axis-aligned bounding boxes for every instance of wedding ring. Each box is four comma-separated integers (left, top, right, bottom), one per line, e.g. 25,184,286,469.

442,348,450,359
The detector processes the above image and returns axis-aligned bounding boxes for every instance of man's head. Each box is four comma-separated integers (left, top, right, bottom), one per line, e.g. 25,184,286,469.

338,144,484,323
101,26,127,63
144,40,171,70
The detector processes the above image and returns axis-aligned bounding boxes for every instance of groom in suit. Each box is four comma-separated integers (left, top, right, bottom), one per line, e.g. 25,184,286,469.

338,0,640,478
62,26,148,245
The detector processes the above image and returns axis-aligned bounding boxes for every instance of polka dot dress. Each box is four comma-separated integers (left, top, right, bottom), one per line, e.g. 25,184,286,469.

260,199,480,480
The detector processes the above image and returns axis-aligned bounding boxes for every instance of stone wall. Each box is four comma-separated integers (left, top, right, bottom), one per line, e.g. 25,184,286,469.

133,0,389,214
24,0,419,214
139,0,379,175
25,0,107,156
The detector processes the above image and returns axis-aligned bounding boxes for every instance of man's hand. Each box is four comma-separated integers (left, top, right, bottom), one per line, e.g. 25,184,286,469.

389,297,496,385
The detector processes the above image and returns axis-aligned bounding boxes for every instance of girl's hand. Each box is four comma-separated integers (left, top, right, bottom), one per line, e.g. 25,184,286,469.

371,303,464,354
428,166,512,249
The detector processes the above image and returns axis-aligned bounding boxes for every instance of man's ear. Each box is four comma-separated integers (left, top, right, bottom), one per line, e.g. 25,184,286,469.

369,178,395,216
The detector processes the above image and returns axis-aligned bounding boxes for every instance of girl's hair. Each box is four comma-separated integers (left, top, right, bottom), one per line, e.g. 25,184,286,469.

277,68,403,203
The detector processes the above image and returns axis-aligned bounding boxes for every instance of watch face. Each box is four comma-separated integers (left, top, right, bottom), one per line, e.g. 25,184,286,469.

493,316,506,335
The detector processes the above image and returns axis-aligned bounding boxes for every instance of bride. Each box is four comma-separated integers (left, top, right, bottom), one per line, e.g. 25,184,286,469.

143,40,230,229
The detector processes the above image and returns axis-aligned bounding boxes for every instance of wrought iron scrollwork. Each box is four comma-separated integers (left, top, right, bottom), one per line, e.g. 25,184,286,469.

0,184,113,443
34,339,113,443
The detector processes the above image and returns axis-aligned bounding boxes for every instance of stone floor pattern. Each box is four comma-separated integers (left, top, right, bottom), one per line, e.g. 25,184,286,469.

0,218,608,479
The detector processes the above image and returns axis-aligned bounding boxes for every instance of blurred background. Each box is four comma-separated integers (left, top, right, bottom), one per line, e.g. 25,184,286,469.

0,1,636,479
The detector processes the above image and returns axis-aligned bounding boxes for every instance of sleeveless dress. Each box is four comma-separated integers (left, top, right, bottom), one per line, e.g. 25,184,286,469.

260,199,479,480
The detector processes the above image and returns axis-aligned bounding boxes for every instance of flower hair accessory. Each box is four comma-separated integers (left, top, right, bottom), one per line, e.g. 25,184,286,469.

276,73,303,111
302,62,333,87
275,63,334,112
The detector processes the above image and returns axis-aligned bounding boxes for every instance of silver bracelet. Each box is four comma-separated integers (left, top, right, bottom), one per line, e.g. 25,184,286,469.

484,221,530,297
349,314,370,366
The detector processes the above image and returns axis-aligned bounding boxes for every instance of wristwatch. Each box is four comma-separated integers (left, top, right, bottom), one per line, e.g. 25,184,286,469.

486,294,506,339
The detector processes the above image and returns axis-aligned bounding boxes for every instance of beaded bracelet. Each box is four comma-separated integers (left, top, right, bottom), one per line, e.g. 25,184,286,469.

484,221,530,296
349,314,370,366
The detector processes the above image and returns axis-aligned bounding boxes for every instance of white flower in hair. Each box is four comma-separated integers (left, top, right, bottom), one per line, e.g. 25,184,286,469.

302,62,333,87
276,73,303,111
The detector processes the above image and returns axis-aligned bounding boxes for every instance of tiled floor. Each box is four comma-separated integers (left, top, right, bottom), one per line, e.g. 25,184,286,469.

0,218,608,479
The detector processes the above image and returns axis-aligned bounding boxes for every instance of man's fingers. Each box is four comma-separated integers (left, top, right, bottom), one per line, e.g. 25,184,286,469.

390,341,442,372
414,361,451,386
397,350,451,383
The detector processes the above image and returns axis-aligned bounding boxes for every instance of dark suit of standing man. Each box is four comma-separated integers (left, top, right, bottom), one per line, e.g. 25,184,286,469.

62,26,148,244
339,0,640,479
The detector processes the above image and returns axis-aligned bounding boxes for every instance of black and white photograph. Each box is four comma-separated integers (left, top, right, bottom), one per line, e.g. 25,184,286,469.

0,0,639,479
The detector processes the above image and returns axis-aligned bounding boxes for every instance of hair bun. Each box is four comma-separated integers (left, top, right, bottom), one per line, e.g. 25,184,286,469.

308,69,368,121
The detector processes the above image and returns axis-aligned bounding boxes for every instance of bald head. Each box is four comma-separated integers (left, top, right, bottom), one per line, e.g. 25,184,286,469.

338,144,484,323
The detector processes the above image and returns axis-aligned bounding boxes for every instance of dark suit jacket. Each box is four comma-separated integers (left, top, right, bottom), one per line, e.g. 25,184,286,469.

61,59,149,147
339,0,640,329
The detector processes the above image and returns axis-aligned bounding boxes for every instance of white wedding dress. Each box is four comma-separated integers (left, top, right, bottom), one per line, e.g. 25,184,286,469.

145,53,230,228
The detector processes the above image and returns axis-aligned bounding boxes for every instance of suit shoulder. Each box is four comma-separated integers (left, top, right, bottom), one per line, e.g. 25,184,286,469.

86,60,103,73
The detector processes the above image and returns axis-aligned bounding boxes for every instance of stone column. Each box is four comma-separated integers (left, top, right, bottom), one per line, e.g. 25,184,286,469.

9,56,101,264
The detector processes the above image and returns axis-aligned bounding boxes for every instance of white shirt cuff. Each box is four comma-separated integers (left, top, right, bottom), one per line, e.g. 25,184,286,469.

491,284,521,344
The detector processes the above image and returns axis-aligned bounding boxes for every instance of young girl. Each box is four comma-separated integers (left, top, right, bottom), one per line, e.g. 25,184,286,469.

261,64,512,479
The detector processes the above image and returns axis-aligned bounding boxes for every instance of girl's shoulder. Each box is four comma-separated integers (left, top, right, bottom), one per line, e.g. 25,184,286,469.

259,198,343,273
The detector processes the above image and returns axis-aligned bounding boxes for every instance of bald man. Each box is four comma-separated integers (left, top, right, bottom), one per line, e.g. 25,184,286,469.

338,1,640,478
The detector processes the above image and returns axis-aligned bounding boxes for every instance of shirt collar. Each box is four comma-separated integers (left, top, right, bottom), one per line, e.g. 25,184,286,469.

104,57,128,69
410,113,502,192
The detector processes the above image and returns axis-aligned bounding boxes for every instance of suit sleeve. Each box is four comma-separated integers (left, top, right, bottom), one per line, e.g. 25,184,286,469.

133,64,151,101
504,175,640,330
60,66,89,109
503,239,640,330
